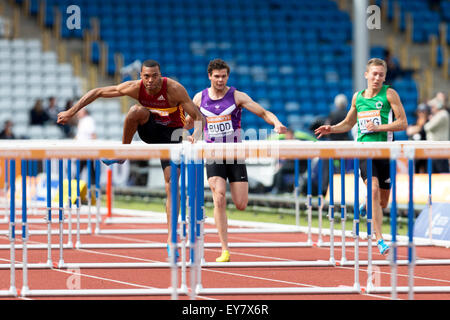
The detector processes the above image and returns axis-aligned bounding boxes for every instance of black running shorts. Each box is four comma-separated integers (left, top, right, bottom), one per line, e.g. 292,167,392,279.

359,159,391,190
205,161,248,183
137,116,182,170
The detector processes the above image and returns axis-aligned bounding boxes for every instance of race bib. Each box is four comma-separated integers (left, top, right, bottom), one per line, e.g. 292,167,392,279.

149,109,169,117
207,115,234,137
358,110,381,134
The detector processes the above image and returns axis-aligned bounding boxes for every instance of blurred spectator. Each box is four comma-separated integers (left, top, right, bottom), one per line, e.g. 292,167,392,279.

435,91,448,110
75,108,96,141
75,108,97,181
429,0,442,11
46,96,61,122
424,97,449,173
406,103,430,173
271,128,296,194
384,49,402,85
59,99,77,137
325,94,351,140
0,120,15,139
29,99,50,125
435,91,450,136
406,103,430,141
0,16,11,38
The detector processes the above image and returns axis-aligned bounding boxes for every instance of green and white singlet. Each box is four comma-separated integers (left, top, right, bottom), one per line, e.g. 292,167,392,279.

355,84,393,142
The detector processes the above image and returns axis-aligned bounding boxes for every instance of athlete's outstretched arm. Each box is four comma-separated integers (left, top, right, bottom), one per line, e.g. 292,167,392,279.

57,81,137,125
315,92,357,139
236,91,287,134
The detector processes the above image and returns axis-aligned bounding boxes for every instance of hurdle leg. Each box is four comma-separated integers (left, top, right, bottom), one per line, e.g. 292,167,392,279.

366,158,374,292
294,159,300,227
406,147,415,300
75,160,81,248
306,159,312,245
328,158,335,265
58,159,65,268
317,159,323,246
8,159,17,296
86,159,92,233
179,154,188,293
45,159,52,267
427,158,433,244
33,161,38,216
21,160,30,296
94,160,101,234
353,158,361,292
389,147,400,300
340,158,347,265
67,159,73,247
187,154,197,300
169,153,180,300
3,159,8,223
195,158,204,293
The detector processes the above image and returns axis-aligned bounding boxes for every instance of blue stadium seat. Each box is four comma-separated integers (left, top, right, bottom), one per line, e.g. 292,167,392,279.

36,0,424,132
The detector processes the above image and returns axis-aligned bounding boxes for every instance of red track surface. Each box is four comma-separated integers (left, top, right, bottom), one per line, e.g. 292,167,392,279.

0,211,449,301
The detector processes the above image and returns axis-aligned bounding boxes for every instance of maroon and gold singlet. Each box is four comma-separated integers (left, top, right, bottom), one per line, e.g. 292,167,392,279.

138,77,185,127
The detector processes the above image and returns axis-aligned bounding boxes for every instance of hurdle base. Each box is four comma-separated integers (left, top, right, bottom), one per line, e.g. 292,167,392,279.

195,284,204,295
362,286,450,294
9,286,17,296
23,288,187,297
20,286,30,297
196,286,360,295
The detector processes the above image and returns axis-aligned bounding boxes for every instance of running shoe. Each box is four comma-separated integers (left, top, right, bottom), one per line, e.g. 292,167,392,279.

377,239,390,255
101,159,125,166
359,202,367,218
215,250,230,262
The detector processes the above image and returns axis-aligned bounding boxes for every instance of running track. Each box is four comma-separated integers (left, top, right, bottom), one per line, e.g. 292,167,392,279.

0,208,449,301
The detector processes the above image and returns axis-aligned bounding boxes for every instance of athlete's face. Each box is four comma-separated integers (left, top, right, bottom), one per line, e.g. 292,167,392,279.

141,66,162,91
365,65,386,90
209,69,229,91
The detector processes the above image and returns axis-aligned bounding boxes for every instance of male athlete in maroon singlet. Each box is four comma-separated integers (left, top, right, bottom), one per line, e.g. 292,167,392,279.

57,60,204,259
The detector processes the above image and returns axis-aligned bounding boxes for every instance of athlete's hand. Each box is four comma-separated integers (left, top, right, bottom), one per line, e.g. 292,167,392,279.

187,135,195,144
314,125,332,139
365,120,378,132
57,110,74,125
274,123,287,134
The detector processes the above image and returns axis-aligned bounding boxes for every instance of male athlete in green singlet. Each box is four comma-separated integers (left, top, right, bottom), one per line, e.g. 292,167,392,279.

315,58,407,255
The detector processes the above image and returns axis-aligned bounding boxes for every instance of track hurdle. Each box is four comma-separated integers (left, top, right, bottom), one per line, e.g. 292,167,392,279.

1,141,450,299
16,143,185,298
0,159,17,297
340,158,347,265
192,141,450,298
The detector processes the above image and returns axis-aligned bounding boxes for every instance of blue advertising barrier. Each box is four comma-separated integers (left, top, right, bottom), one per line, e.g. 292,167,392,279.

414,203,450,241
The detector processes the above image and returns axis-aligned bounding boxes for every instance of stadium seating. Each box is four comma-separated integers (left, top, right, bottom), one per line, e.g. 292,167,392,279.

17,0,441,137
378,0,447,44
0,37,122,140
27,0,353,132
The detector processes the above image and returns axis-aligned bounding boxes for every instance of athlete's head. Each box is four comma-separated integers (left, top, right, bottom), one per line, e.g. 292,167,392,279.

365,58,387,90
207,59,230,91
141,60,162,91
